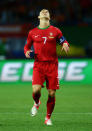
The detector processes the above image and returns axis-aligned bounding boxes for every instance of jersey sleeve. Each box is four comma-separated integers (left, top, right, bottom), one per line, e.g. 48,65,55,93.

24,31,33,54
57,28,70,47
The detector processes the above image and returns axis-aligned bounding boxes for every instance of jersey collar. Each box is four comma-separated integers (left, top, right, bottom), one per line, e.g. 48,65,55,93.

37,25,50,30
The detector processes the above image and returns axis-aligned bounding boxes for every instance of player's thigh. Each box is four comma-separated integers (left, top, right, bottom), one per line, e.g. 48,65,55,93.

46,63,59,90
32,66,45,92
46,75,59,90
32,69,45,85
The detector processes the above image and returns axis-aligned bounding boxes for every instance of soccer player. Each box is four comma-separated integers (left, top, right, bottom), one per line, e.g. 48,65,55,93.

24,9,70,125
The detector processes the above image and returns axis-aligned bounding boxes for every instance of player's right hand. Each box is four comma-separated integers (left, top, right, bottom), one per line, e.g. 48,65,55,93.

25,50,33,58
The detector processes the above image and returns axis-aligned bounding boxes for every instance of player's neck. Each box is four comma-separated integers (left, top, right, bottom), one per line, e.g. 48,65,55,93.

39,23,50,29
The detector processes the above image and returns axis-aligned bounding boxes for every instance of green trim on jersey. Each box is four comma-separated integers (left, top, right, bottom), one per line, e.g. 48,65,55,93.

37,25,50,30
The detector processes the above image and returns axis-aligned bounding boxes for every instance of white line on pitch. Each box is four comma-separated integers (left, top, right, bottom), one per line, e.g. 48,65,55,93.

0,112,92,115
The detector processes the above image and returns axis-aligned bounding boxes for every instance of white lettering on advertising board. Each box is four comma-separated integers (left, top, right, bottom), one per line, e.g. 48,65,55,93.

1,63,22,81
0,61,87,82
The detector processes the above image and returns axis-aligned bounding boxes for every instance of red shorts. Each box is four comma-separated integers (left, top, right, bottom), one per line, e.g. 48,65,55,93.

32,61,59,90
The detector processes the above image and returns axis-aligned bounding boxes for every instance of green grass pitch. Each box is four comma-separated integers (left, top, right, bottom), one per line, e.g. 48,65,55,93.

0,84,92,131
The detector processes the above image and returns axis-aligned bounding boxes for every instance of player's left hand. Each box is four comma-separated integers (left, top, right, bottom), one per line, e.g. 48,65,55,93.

61,43,69,54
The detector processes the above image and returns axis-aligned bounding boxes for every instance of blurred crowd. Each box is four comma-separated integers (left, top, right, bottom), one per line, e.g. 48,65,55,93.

0,0,92,59
0,0,92,25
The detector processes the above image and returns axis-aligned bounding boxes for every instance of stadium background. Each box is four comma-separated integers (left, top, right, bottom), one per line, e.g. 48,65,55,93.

0,0,92,131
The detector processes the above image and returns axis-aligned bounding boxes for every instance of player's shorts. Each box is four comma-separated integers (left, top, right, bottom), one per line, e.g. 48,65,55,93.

32,61,59,90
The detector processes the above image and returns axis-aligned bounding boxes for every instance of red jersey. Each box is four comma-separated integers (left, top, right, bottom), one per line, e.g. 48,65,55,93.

24,25,69,62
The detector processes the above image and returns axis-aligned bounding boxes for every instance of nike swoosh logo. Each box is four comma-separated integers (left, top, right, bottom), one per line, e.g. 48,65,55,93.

35,35,39,38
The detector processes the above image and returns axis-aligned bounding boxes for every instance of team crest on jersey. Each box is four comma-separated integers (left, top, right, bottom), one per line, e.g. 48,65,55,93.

50,32,53,36
49,32,54,38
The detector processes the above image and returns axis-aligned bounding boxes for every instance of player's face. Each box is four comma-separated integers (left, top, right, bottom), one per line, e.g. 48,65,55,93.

39,10,50,20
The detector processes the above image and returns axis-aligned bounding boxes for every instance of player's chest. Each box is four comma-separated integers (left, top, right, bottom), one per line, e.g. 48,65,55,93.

32,30,57,43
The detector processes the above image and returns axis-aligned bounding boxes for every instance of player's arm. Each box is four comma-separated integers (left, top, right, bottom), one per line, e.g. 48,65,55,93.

57,28,70,54
24,31,33,58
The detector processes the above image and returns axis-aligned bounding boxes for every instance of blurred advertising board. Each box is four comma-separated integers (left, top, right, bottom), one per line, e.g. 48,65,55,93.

0,24,33,37
0,59,92,84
